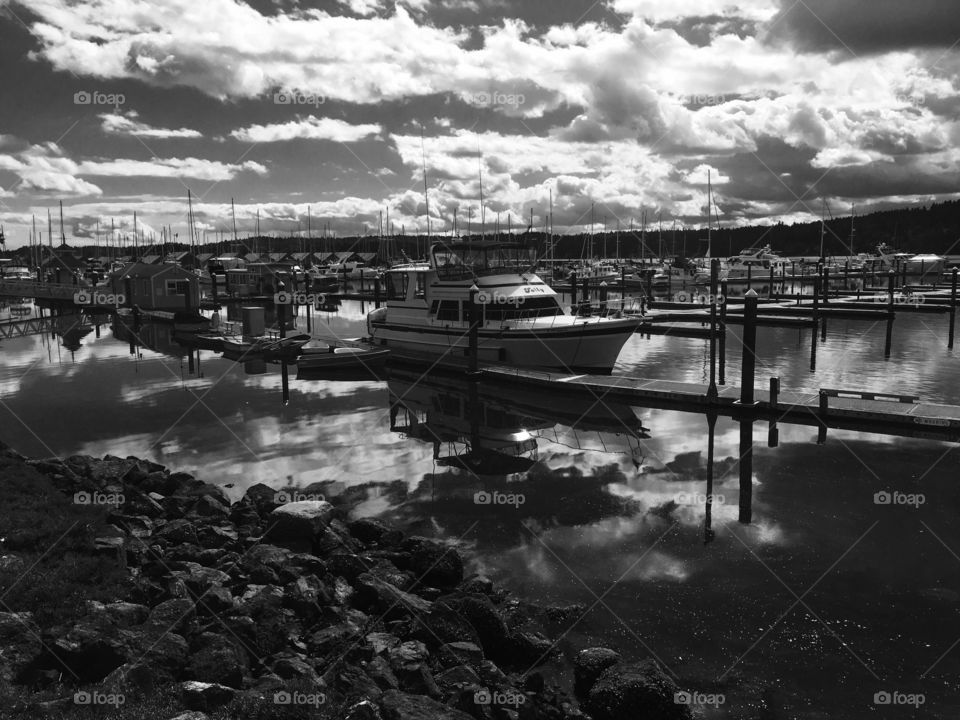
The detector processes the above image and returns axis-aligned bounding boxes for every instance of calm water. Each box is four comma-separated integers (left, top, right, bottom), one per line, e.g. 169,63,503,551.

1,297,959,718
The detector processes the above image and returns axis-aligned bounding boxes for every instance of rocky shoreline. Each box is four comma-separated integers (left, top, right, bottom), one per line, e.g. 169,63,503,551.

0,443,693,720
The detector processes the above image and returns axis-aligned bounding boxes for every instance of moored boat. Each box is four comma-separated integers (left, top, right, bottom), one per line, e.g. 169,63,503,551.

367,241,639,373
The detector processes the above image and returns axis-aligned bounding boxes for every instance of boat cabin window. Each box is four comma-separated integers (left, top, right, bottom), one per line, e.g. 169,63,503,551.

385,272,408,300
415,273,426,299
483,296,562,321
430,300,461,322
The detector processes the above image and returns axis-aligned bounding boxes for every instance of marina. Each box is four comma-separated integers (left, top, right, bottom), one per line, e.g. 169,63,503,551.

4,2,960,717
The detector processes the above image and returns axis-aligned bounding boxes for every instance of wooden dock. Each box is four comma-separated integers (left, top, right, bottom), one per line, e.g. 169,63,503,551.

481,366,960,442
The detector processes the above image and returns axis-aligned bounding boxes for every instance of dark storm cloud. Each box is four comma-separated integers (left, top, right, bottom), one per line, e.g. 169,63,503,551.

766,0,960,54
658,15,758,47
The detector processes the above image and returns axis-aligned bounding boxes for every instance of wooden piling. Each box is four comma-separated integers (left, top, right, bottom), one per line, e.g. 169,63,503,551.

949,268,957,350
468,285,480,377
739,289,758,405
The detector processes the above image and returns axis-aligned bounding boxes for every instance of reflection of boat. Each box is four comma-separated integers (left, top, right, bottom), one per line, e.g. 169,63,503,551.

297,340,390,370
388,367,647,475
368,241,639,373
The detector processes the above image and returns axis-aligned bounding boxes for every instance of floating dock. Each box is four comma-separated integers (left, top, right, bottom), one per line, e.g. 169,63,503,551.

481,366,960,442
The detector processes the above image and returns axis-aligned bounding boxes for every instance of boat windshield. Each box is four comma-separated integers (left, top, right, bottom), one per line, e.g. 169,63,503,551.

432,244,536,280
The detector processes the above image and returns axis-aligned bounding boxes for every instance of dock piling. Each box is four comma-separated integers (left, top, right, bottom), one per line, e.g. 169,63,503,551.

949,268,957,350
468,284,480,377
739,289,759,406
570,270,578,312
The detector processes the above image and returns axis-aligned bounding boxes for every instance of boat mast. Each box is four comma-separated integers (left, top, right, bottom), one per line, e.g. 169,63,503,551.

477,137,484,238
420,126,430,240
706,170,712,260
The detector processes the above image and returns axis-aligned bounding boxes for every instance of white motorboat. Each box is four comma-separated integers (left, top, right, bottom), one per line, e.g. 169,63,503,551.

367,241,639,373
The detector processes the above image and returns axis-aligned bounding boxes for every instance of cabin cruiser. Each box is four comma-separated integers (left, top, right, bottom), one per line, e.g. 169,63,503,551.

694,245,785,285
367,241,639,373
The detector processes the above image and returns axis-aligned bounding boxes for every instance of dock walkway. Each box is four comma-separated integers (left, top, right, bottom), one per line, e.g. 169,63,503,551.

481,366,960,440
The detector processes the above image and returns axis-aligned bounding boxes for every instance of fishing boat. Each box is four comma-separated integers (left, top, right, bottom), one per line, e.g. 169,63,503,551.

366,241,639,373
297,340,390,370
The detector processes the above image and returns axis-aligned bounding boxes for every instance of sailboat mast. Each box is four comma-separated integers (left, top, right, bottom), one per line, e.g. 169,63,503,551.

420,128,430,239
706,170,712,259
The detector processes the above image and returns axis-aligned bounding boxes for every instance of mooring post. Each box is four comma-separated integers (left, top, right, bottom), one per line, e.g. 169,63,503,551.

817,390,828,444
276,280,286,338
887,269,895,314
822,265,830,305
599,281,608,316
768,265,775,299
570,270,578,312
646,270,653,301
708,258,719,402
812,274,820,322
620,266,626,300
746,263,752,292
739,288,759,405
468,284,480,377
582,277,591,315
949,267,958,350
374,274,381,309
719,279,728,385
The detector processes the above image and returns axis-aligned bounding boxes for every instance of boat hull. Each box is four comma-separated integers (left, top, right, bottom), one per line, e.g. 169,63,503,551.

370,317,638,373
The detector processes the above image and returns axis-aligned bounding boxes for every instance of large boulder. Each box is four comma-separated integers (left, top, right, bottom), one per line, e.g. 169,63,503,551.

574,647,622,696
266,501,336,551
586,660,691,720
147,598,197,636
0,612,44,684
181,680,237,711
438,595,510,663
188,634,247,688
354,573,433,618
397,537,463,589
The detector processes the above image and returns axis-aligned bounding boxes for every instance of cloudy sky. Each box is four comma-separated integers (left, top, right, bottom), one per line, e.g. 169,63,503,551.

1,0,959,249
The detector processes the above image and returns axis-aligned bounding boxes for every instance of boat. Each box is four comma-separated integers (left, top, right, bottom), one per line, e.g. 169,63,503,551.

296,340,390,370
222,332,311,357
367,241,639,373
695,245,785,285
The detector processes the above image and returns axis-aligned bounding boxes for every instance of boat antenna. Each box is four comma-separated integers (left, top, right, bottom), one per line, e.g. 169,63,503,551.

420,125,431,239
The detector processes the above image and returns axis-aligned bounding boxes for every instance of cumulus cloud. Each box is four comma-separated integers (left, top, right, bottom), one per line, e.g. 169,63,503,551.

100,111,202,139
230,116,382,143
